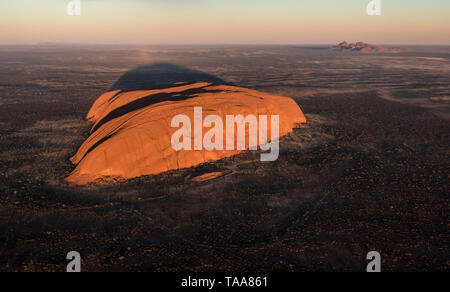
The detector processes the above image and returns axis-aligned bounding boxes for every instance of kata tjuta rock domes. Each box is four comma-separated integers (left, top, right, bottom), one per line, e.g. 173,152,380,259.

66,64,307,185
330,41,405,53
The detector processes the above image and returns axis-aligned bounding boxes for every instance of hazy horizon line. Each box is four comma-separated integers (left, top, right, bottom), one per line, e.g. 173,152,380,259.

1,42,450,47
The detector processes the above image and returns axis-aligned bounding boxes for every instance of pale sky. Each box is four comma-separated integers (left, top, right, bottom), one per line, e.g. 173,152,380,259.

0,0,449,45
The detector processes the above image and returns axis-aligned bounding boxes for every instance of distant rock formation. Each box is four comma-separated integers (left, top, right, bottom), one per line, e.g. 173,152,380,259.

331,41,404,53
66,81,306,185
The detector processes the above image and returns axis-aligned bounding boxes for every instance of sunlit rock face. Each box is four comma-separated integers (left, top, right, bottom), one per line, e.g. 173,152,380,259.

66,77,306,185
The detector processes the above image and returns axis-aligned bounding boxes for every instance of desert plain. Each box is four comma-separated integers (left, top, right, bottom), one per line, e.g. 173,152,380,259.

0,45,448,271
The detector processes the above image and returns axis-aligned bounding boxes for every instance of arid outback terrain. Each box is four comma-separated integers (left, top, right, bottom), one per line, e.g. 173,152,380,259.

0,45,448,272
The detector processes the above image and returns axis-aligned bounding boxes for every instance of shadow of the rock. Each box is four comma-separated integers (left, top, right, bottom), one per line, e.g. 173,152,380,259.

111,63,231,92
91,87,223,133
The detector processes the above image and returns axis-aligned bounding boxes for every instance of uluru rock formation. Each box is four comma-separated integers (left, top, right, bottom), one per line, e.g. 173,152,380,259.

66,64,306,185
330,41,404,53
